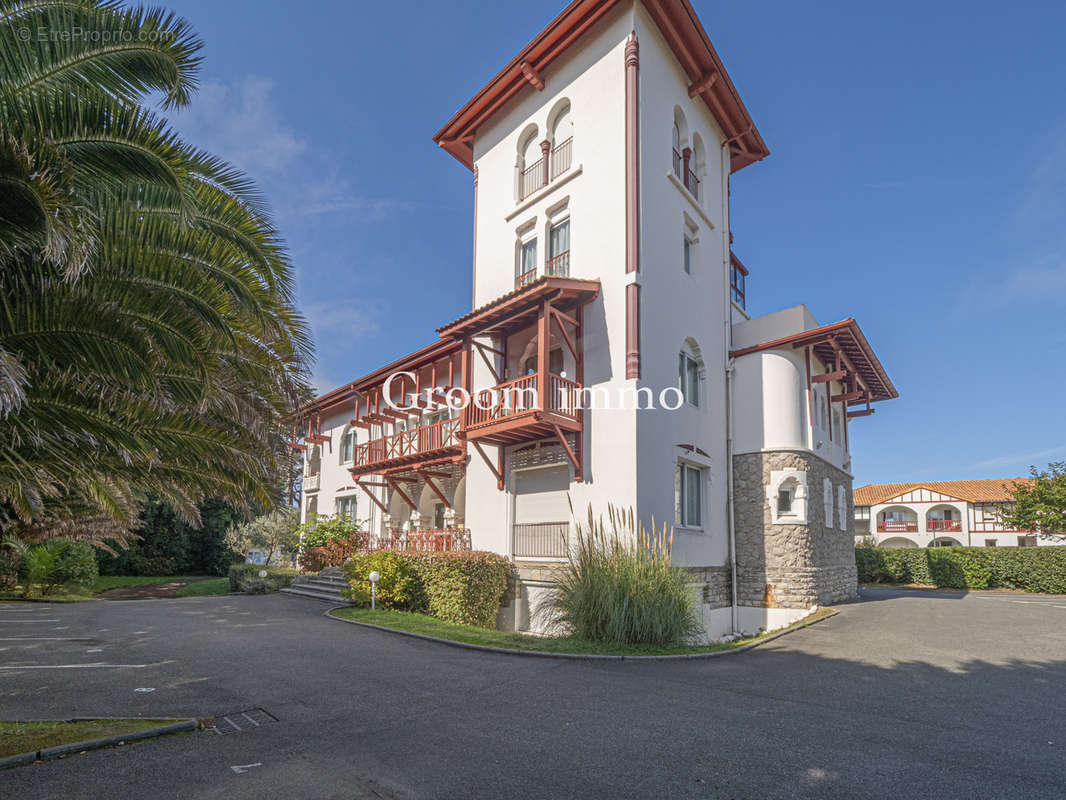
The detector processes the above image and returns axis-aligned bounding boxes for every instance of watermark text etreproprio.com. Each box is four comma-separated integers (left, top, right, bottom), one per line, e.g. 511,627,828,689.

17,26,174,43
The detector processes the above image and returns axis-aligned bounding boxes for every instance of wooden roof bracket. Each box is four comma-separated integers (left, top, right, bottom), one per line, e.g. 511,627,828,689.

552,423,582,483
416,468,452,509
354,478,388,514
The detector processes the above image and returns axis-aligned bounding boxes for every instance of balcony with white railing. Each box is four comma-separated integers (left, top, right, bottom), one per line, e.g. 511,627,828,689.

513,522,569,558
349,417,462,476
303,472,320,492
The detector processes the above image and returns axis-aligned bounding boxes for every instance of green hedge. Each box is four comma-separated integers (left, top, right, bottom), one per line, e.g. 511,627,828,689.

344,551,512,629
856,544,1066,592
227,564,296,594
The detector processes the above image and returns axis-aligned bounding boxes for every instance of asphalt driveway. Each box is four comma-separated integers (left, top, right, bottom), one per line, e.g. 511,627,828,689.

1,587,1065,799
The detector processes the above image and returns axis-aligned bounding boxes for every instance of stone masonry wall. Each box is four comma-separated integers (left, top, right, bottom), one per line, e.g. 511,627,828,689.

733,451,857,608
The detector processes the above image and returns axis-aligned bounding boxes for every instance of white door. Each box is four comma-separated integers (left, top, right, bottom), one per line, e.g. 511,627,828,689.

513,466,570,558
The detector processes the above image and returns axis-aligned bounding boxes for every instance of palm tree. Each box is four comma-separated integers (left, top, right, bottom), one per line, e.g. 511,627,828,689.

0,0,313,546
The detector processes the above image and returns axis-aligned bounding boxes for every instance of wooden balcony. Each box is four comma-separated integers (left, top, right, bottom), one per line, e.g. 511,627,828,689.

927,519,962,532
464,373,581,446
877,521,918,533
349,417,462,476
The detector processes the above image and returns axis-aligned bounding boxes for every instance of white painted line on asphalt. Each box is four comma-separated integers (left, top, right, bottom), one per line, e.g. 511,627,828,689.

134,687,155,692
240,712,260,727
230,763,263,774
0,619,61,623
0,663,150,670
0,637,92,641
87,648,103,653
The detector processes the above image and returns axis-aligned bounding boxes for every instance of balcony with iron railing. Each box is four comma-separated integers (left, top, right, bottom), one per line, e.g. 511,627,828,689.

518,138,574,202
513,521,569,558
516,249,570,291
672,148,700,199
349,417,462,476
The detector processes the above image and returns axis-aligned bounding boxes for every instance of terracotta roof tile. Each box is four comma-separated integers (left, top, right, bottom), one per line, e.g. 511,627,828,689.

853,478,1033,506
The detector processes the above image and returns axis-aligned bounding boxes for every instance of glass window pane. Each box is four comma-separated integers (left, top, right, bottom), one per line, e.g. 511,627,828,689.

684,466,701,527
686,357,699,406
550,221,569,256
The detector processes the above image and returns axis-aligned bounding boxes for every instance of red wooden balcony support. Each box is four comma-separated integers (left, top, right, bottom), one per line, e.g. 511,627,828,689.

385,475,417,512
354,478,388,515
416,468,451,509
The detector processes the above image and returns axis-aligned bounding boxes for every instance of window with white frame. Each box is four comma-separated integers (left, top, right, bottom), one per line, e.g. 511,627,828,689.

517,236,537,287
547,219,570,277
683,235,693,274
768,469,807,525
340,428,356,463
837,485,847,531
335,495,357,522
823,478,833,529
777,487,794,515
678,352,700,407
675,463,703,528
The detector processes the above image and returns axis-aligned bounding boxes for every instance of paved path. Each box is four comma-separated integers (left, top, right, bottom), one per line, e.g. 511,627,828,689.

1,588,1064,799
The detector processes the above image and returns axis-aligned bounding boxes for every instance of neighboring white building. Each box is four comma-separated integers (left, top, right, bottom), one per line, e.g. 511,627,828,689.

294,0,898,638
853,479,1042,548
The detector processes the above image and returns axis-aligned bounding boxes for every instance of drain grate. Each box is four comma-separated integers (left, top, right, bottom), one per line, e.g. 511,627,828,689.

209,707,278,735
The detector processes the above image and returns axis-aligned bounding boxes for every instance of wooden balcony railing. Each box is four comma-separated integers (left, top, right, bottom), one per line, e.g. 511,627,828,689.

467,374,538,428
545,250,570,278
519,159,546,200
927,519,962,532
352,417,460,469
550,137,572,180
465,373,582,429
877,521,918,533
514,522,569,558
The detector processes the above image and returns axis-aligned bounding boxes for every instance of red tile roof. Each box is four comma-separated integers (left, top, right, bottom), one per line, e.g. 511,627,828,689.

853,478,1033,506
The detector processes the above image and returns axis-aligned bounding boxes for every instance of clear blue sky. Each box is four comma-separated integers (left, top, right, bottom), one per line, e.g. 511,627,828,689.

165,0,1066,487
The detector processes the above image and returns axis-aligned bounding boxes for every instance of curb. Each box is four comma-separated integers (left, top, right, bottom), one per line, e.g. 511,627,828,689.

324,607,840,661
0,718,197,770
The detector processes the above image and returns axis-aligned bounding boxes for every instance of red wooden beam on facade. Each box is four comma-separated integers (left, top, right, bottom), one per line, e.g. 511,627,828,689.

811,370,846,384
551,423,582,481
471,440,503,485
385,476,417,511
354,479,388,514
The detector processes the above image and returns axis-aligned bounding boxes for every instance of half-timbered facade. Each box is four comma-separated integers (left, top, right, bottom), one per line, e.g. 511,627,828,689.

294,0,898,638
853,479,1041,548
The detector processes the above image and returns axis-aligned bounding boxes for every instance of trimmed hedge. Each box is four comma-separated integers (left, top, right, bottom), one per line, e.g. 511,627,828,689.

228,564,296,594
344,551,512,629
856,544,1066,593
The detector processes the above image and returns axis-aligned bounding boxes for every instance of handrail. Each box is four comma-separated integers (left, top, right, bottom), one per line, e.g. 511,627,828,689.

550,137,573,180
519,158,545,200
353,417,460,468
545,250,570,278
466,374,538,427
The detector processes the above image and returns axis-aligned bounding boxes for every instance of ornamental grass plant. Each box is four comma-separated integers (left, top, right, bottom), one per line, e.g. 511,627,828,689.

537,505,703,646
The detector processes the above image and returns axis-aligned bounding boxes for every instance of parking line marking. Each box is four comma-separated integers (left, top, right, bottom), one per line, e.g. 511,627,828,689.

0,637,93,641
0,663,149,670
230,763,262,774
240,712,260,727
0,619,61,623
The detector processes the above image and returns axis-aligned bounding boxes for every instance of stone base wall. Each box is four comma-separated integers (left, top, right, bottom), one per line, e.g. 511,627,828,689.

687,566,732,609
733,450,858,608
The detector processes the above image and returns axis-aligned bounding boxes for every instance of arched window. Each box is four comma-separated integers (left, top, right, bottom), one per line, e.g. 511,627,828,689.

689,132,705,200
517,124,543,201
671,107,688,179
339,425,356,464
678,338,704,407
768,469,808,525
549,100,573,180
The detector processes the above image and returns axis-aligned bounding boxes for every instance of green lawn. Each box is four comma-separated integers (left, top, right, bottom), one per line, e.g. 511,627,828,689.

330,606,835,657
0,719,179,758
92,575,214,592
175,577,231,597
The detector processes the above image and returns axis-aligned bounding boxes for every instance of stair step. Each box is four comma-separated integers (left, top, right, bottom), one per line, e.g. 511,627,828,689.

294,578,348,589
280,587,353,605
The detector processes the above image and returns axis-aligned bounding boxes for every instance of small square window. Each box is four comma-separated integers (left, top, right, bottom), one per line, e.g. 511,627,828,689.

777,489,793,515
985,539,997,547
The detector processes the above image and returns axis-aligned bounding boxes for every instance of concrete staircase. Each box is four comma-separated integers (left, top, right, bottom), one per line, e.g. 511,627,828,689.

280,567,353,605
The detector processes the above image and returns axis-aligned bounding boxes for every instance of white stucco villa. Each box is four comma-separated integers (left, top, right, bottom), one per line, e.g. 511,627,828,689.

293,0,898,638
853,479,1041,549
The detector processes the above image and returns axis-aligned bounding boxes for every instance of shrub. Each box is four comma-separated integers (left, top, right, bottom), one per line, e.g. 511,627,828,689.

343,551,425,610
297,514,367,570
414,551,511,628
49,541,99,589
539,506,703,646
225,507,300,567
227,564,296,593
855,544,1066,593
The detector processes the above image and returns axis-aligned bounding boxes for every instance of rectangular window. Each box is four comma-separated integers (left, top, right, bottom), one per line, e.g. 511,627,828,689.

517,238,537,287
777,489,793,515
985,539,997,547
683,236,692,274
547,220,570,277
678,353,699,407
340,430,355,463
730,264,746,309
335,495,357,522
677,463,702,528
